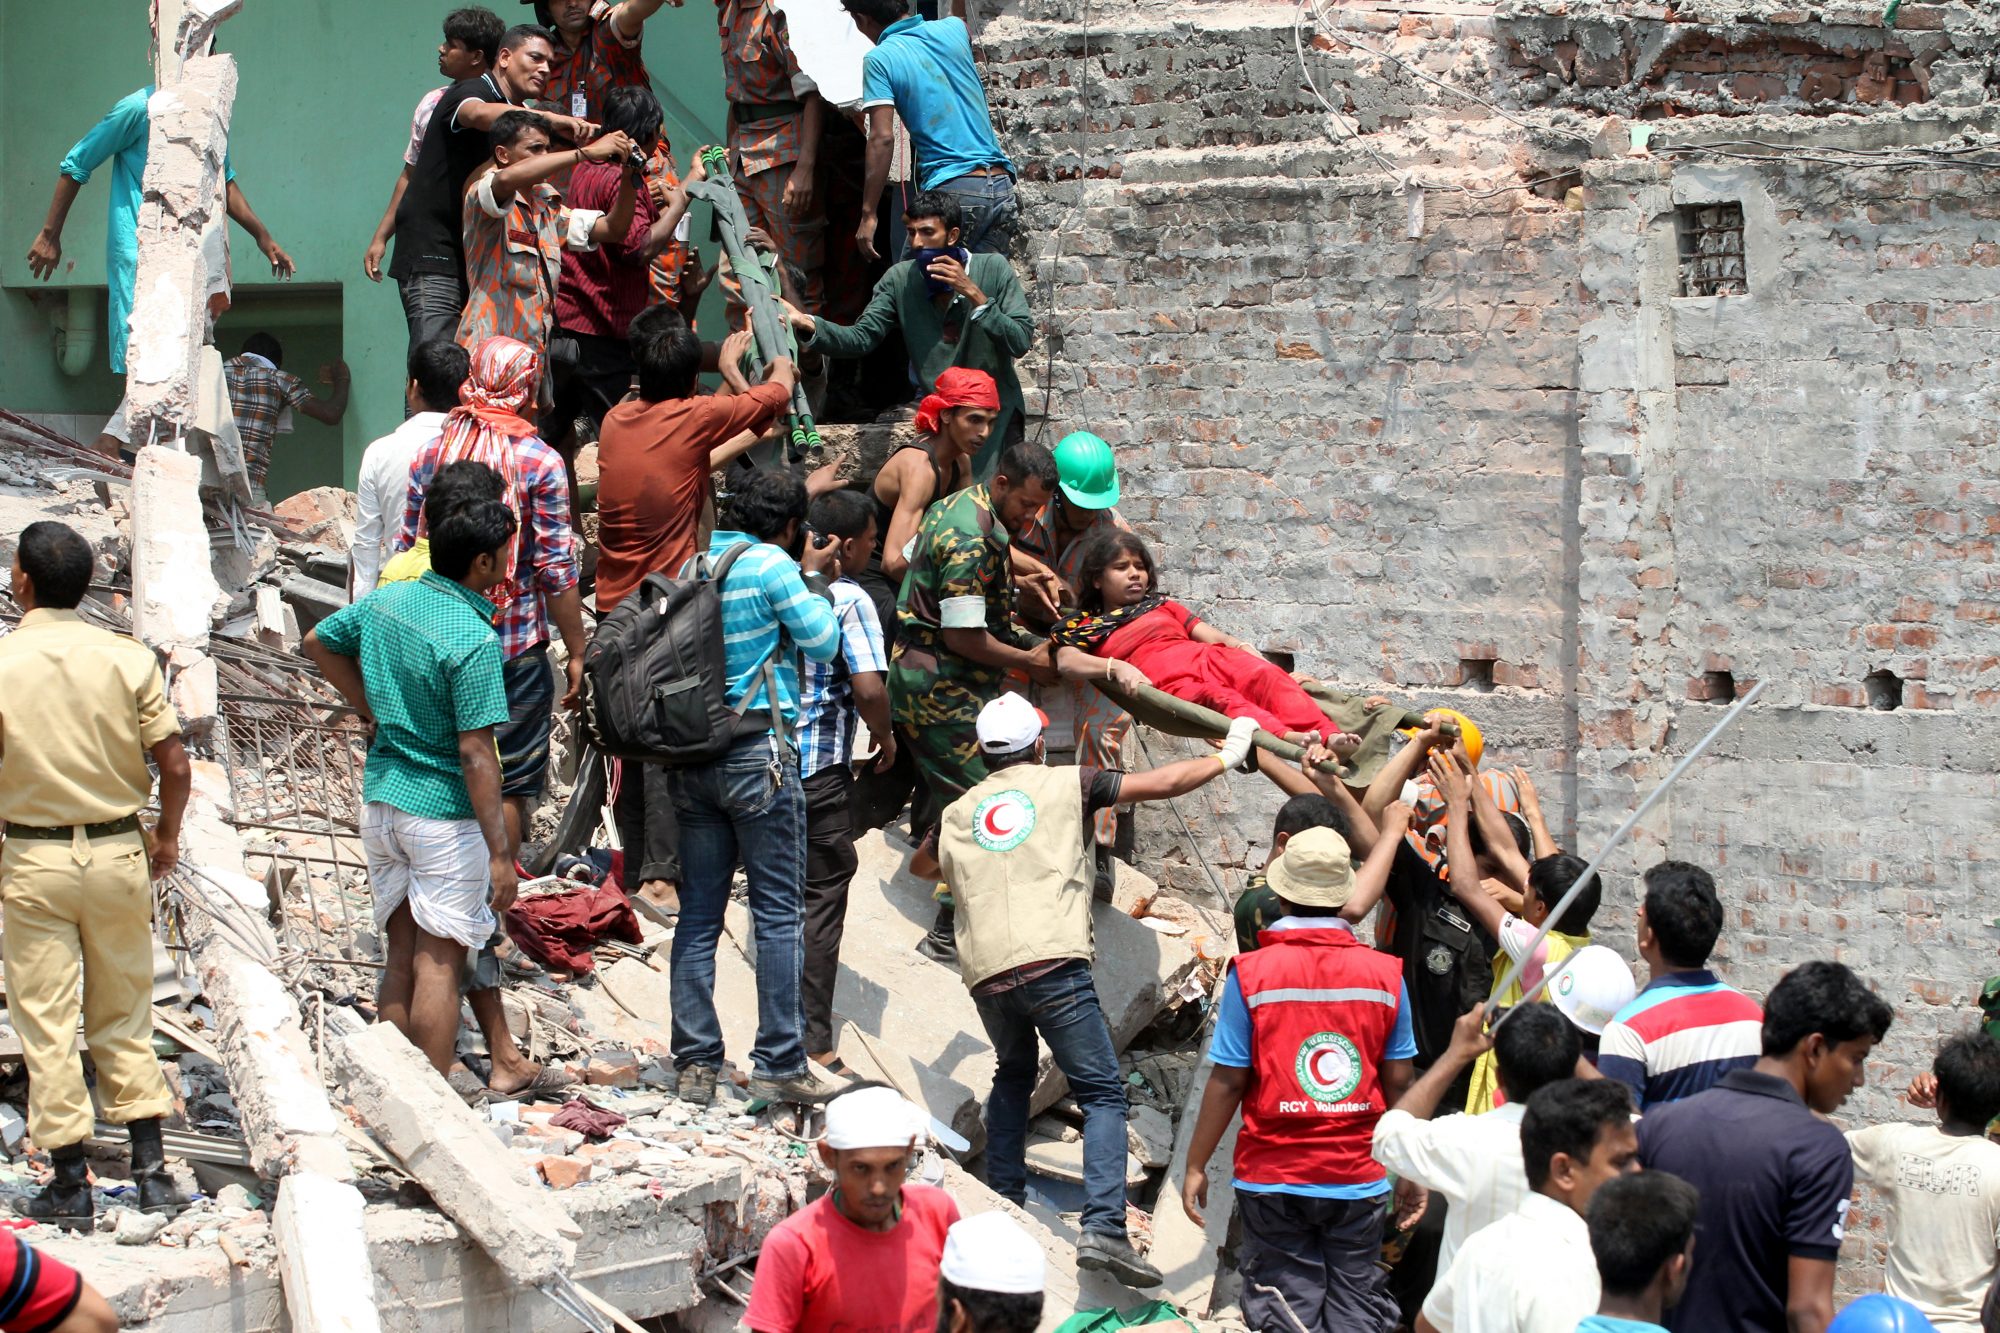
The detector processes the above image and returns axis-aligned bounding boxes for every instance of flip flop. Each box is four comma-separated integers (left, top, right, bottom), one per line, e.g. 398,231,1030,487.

486,1063,580,1103
631,895,678,929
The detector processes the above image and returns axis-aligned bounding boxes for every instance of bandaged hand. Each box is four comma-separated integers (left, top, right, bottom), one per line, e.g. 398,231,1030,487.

1218,716,1259,771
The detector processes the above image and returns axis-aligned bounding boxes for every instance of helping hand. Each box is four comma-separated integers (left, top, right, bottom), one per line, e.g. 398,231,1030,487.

1378,800,1415,835
1106,659,1150,693
1427,750,1473,810
1445,1005,1495,1063
1218,716,1259,771
582,129,636,164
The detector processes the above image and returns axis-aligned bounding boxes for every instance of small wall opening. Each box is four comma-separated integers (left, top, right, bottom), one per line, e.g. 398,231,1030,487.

1261,649,1296,674
1702,669,1737,701
1863,669,1904,711
1677,202,1748,297
1457,658,1496,692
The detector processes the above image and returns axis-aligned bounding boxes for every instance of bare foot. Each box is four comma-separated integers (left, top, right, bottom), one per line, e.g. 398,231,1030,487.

637,880,680,915
1330,733,1361,758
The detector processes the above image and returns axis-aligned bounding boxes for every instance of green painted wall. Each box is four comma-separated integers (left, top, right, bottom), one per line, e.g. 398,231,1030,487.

0,0,726,497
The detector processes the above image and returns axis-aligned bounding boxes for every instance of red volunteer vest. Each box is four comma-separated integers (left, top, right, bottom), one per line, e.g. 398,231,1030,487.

1231,927,1405,1187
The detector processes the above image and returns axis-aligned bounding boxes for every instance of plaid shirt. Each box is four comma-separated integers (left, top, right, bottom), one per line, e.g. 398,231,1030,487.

798,578,888,779
222,355,312,486
458,169,603,360
398,433,581,661
719,0,807,174
543,12,649,122
310,573,511,821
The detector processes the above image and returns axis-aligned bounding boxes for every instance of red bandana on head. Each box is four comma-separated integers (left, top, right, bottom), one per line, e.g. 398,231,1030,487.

913,366,1000,436
418,336,543,602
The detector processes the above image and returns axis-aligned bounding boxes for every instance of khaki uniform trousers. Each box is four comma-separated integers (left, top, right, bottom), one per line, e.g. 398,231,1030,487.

0,829,171,1149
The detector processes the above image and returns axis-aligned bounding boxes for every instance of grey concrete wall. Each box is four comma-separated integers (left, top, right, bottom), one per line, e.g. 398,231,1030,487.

981,0,2000,1280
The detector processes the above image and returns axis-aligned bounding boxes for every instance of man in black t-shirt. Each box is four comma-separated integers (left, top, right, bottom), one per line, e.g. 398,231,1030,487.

388,22,597,356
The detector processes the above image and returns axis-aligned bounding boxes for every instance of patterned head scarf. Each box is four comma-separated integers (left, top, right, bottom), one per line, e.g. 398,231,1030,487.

913,367,1000,436
419,336,542,597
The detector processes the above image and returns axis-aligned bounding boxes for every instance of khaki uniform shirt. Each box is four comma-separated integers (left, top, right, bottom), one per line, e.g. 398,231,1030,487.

0,610,179,827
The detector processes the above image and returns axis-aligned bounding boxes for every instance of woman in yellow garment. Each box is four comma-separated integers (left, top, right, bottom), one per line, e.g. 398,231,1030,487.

1426,750,1601,1114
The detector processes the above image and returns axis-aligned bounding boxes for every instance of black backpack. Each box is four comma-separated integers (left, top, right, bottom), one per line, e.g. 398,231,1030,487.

581,543,784,764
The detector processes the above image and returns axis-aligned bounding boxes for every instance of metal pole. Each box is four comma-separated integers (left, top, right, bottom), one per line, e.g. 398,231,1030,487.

1486,680,1767,1023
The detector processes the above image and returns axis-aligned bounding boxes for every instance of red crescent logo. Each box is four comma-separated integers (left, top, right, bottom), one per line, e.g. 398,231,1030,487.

981,801,1020,839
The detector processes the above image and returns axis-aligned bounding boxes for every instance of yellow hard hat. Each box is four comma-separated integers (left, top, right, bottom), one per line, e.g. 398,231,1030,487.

1426,709,1483,766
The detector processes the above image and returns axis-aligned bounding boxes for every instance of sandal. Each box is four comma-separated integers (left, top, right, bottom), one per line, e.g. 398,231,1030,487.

486,1063,580,1103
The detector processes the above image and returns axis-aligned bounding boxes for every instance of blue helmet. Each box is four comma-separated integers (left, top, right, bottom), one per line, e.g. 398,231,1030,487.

1828,1295,1936,1333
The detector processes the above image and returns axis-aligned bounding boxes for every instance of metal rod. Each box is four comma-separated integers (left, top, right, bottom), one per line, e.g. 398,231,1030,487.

1487,680,1766,1023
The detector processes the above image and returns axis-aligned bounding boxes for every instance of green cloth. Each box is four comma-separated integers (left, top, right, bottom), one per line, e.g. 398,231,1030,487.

1296,681,1428,788
1233,870,1283,954
807,252,1033,475
889,485,1041,794
311,573,511,821
1053,1303,1194,1333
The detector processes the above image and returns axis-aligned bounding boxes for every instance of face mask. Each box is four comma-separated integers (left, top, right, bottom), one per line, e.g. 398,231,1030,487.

914,245,970,297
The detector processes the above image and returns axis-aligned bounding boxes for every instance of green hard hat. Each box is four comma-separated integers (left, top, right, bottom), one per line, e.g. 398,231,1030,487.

1981,974,2000,1016
1052,431,1120,509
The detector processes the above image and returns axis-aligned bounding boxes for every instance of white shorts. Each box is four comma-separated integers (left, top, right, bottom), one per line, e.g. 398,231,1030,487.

360,803,496,948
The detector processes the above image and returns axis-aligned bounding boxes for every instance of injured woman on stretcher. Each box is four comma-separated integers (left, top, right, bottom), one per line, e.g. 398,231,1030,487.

1049,528,1378,776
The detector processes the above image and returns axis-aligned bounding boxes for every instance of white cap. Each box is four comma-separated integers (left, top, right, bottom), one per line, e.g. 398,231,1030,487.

1548,945,1639,1036
822,1086,924,1150
975,692,1048,754
939,1212,1046,1295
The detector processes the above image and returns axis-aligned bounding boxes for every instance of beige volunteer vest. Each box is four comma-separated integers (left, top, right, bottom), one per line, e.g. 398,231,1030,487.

938,763,1096,991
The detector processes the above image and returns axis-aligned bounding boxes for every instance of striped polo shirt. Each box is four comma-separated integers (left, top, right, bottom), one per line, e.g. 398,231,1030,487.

1597,969,1763,1110
696,531,841,727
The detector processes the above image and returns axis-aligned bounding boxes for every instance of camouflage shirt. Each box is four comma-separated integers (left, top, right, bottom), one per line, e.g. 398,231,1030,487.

890,485,1041,718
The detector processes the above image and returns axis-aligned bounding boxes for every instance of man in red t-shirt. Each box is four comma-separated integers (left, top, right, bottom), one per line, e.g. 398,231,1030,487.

0,1234,117,1333
745,1085,960,1333
596,301,796,914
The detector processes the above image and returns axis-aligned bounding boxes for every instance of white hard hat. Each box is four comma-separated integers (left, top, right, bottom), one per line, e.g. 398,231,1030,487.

1548,946,1638,1035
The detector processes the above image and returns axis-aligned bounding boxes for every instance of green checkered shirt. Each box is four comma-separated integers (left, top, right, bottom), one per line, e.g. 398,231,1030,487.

312,572,511,820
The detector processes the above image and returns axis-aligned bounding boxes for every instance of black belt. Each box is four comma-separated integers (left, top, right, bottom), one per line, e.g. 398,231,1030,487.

730,99,804,122
6,815,143,841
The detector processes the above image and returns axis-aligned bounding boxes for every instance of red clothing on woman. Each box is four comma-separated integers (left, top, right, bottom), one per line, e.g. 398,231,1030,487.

1096,600,1330,737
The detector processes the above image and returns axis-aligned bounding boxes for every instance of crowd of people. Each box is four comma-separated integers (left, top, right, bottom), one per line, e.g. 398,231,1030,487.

10,3,2000,1333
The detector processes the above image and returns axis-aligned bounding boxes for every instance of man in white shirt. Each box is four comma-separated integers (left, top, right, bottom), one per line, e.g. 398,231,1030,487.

1852,1029,2000,1332
1417,1078,1638,1333
352,340,470,596
1373,1002,1581,1275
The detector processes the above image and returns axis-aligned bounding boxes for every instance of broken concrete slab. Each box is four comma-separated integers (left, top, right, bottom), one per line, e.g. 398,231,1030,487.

1024,1133,1147,1188
272,487,359,552
1146,995,1237,1315
130,446,223,654
1127,1104,1174,1171
279,574,349,634
335,1022,580,1287
124,61,236,424
272,1172,380,1333
812,831,1198,1125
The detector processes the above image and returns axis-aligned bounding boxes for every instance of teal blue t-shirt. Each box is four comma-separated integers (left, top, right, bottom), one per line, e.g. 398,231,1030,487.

1576,1317,1669,1333
860,18,1015,190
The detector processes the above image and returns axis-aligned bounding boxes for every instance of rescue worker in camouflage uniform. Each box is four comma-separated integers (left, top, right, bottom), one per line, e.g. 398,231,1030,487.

889,439,1149,961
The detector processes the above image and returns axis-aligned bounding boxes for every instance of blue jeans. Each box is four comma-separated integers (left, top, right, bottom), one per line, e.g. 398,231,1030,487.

666,732,808,1079
974,958,1129,1237
932,171,1019,255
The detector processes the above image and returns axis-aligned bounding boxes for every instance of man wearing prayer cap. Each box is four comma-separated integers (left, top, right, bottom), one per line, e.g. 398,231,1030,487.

936,1213,1046,1333
938,692,1264,1289
745,1084,962,1333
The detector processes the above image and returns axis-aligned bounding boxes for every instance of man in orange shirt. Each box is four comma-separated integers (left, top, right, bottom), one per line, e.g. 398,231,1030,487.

595,304,796,911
